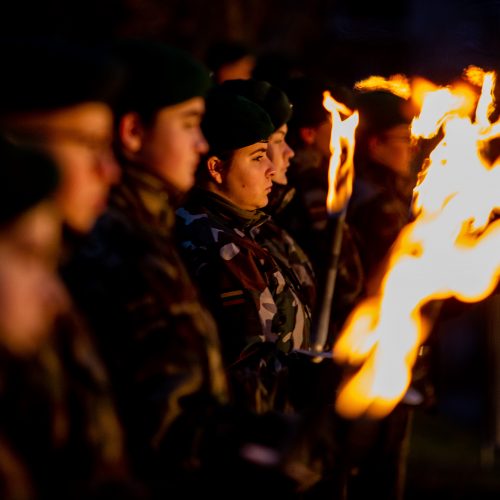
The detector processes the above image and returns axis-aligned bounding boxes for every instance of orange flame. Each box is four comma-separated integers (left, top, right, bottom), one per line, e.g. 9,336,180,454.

323,91,359,213
354,74,411,100
333,70,500,419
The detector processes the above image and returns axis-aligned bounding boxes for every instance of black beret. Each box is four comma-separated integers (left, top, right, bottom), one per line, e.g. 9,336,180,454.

0,37,123,115
113,39,212,118
354,90,414,135
0,137,59,226
215,79,292,130
202,90,274,155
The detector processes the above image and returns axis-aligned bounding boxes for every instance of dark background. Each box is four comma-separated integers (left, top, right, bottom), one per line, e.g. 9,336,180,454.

3,0,500,86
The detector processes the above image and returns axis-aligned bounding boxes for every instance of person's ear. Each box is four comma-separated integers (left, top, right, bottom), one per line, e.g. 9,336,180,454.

119,112,145,154
207,156,224,184
299,127,317,145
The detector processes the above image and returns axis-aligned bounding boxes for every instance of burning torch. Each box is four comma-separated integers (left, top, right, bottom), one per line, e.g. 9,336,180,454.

333,68,500,419
310,92,358,354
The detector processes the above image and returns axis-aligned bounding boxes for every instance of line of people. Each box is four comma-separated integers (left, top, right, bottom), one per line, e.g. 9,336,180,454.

0,36,427,500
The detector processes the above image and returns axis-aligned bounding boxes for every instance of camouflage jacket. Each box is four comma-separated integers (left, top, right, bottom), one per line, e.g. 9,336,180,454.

275,146,365,334
176,189,311,412
347,160,414,278
264,181,296,218
261,180,316,327
253,212,316,343
62,165,228,479
0,308,132,499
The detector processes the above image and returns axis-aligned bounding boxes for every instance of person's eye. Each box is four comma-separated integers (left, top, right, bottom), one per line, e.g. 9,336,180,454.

253,155,264,162
183,118,201,129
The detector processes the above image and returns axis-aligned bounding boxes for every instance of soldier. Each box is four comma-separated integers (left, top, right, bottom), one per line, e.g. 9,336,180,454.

0,139,67,500
210,79,317,336
347,89,417,279
0,38,136,499
177,89,299,402
176,83,345,497
340,89,419,500
59,39,279,499
281,76,364,340
0,38,121,236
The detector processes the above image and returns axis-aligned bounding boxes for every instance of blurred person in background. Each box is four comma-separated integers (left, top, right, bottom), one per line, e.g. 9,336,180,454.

205,40,256,84
339,89,421,500
280,76,364,340
0,38,137,499
0,139,67,500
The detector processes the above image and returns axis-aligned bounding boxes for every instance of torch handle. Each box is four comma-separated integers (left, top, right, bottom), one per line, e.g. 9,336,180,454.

311,211,346,353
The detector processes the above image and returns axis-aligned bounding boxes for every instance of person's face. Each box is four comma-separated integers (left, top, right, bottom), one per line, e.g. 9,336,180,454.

216,142,276,210
0,202,68,356
9,103,120,233
267,124,294,185
139,97,209,193
371,124,413,177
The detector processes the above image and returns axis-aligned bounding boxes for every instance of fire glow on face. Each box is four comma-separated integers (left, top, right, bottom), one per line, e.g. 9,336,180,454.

333,68,500,419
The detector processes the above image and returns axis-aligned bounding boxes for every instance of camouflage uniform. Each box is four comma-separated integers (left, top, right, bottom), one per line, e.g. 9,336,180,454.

347,160,414,279
342,163,416,500
253,216,316,327
176,188,311,413
62,165,228,493
275,146,365,338
258,182,316,336
0,308,132,499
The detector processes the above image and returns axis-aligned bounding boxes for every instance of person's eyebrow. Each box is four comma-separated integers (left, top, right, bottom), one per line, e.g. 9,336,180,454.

273,130,286,138
250,147,268,155
179,109,203,118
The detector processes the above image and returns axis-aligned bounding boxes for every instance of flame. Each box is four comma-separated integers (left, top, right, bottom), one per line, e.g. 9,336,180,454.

464,65,488,87
323,91,359,214
333,70,500,419
354,74,411,100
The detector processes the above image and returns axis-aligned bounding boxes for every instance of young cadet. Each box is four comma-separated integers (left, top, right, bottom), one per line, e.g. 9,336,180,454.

0,139,67,500
0,38,135,499
281,76,365,338
176,89,299,405
211,78,317,342
60,40,296,499
176,83,343,498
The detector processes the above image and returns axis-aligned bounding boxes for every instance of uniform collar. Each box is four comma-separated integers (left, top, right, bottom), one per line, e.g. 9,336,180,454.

190,187,270,231
111,162,180,236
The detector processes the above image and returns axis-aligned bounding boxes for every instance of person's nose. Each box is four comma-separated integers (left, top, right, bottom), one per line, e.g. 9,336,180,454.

195,128,209,155
265,157,276,177
96,148,121,185
40,272,70,317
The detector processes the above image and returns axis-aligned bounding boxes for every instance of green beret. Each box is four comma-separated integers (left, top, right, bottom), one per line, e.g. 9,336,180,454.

0,37,122,114
216,79,292,130
355,90,413,136
202,89,274,155
114,39,211,118
0,137,59,226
